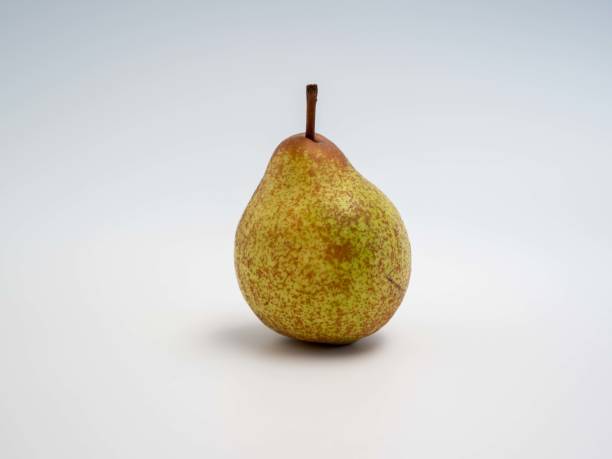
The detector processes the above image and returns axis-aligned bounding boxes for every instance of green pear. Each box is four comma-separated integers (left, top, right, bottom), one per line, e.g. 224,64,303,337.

235,85,411,344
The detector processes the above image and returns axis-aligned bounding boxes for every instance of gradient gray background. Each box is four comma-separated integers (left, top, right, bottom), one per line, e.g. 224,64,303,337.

1,1,611,458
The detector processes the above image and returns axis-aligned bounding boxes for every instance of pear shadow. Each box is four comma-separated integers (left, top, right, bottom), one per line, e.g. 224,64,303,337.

203,321,385,361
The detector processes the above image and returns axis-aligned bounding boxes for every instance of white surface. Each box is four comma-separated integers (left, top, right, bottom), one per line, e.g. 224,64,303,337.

1,1,611,458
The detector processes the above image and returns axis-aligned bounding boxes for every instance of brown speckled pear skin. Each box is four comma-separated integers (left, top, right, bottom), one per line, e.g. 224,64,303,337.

234,133,411,344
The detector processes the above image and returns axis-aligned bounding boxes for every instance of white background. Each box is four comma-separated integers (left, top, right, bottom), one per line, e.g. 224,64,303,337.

1,1,611,457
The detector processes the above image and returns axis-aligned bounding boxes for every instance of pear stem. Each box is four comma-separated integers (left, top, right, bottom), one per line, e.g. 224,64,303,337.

306,84,317,141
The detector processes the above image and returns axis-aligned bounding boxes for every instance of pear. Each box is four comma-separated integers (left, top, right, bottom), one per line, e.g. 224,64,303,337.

235,85,411,344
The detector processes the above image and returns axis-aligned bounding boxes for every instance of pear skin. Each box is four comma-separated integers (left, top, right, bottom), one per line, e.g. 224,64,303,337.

235,128,411,345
